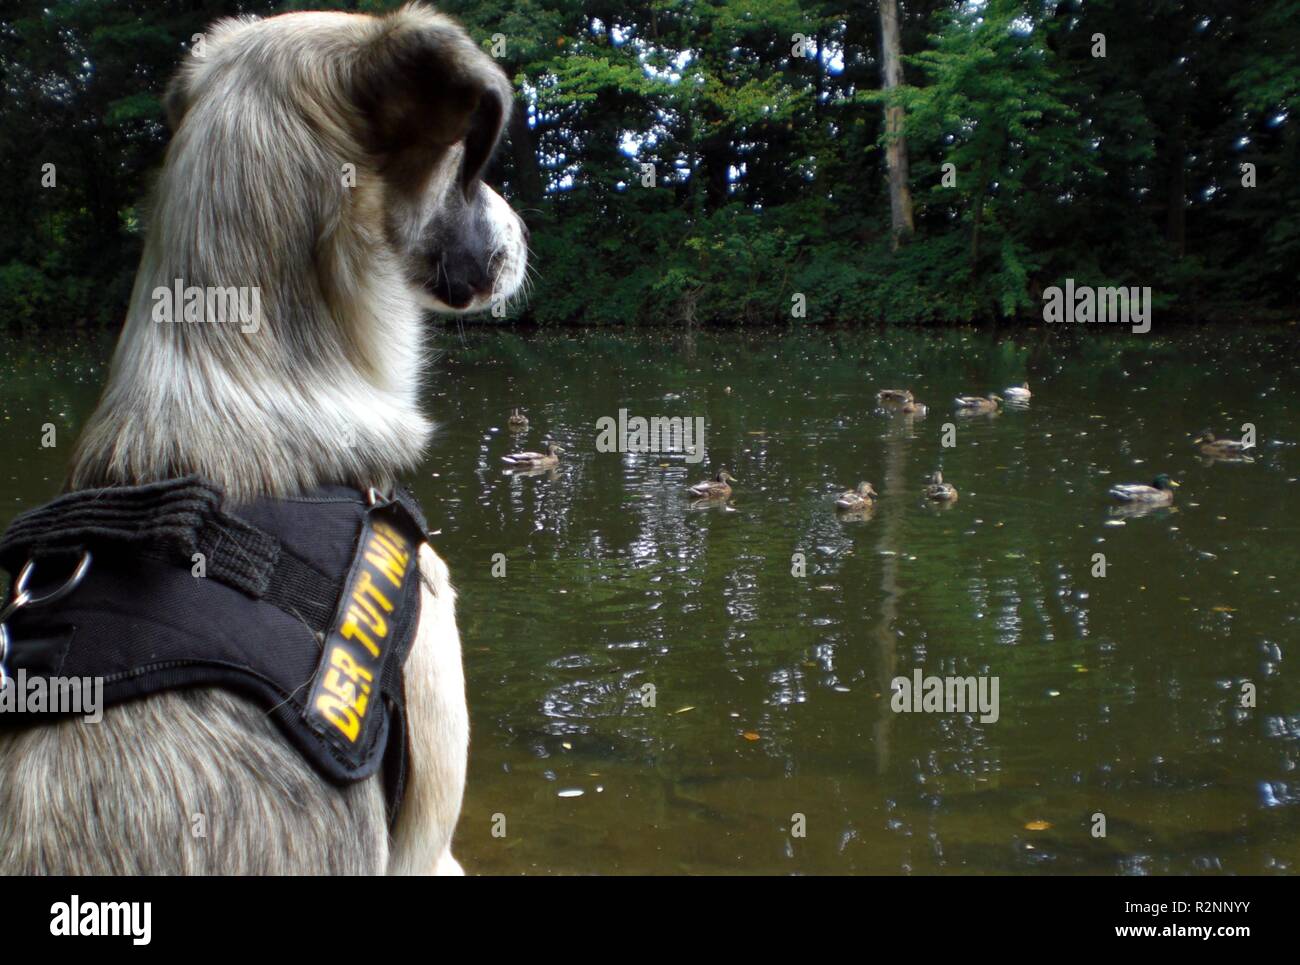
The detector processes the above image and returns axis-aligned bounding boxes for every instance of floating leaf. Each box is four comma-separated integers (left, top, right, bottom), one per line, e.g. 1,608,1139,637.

742,731,761,742
1024,820,1052,831
673,706,695,714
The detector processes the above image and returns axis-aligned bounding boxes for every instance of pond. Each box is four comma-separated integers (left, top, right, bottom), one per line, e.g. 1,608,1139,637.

2,325,1299,874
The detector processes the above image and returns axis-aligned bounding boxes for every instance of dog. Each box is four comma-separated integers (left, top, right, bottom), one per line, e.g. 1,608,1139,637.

0,5,527,874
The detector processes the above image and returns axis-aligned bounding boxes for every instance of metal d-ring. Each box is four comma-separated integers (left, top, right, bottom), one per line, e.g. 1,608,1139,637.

0,622,12,691
0,551,92,690
14,550,93,609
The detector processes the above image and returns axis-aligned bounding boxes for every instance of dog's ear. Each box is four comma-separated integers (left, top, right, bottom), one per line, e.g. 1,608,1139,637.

353,15,512,195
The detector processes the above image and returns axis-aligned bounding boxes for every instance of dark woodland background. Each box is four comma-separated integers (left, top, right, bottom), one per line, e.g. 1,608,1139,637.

0,0,1296,327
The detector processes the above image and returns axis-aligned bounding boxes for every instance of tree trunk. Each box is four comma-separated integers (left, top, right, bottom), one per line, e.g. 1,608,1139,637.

879,0,914,249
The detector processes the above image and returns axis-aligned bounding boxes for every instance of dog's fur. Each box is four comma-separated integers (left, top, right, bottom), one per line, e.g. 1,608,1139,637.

0,5,527,874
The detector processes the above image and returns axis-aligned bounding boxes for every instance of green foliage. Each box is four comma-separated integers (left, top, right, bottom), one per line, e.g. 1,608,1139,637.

0,0,1295,329
0,262,57,325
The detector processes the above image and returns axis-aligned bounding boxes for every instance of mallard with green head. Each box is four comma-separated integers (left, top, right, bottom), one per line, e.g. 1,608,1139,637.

1003,382,1031,402
502,441,564,468
954,394,1002,413
924,471,958,502
507,408,529,431
1193,430,1251,459
689,470,736,499
835,481,878,511
1109,474,1179,505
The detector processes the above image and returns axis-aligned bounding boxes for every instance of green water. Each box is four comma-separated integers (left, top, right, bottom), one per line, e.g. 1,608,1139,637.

3,326,1299,874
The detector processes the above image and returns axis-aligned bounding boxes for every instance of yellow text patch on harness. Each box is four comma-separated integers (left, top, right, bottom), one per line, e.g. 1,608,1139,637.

308,511,419,746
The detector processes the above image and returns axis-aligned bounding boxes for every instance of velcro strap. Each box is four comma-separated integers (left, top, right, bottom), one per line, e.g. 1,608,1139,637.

0,476,281,601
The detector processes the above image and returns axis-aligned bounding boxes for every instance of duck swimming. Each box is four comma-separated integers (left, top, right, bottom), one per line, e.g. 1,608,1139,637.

1193,430,1251,459
954,394,1002,413
502,441,564,468
1003,382,1031,402
1109,473,1179,505
835,481,878,511
507,408,528,431
924,471,958,502
689,470,737,500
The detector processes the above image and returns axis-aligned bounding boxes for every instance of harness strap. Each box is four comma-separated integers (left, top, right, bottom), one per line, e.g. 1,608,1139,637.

0,476,339,634
0,477,430,827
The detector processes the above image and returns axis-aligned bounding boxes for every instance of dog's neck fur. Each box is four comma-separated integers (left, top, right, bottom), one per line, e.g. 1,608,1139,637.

69,63,433,503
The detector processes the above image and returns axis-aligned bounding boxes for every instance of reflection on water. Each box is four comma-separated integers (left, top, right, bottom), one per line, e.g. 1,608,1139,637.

2,326,1299,874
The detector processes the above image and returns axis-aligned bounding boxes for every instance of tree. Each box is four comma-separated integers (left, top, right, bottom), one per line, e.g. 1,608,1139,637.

878,0,914,249
0,0,1294,328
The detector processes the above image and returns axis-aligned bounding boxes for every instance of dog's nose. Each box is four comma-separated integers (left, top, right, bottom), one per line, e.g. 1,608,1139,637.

432,275,478,309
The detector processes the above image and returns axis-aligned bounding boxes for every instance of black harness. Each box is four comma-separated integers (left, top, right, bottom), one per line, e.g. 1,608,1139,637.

0,476,427,824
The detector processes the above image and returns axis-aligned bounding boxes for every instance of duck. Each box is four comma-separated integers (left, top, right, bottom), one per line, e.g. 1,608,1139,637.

1109,474,1179,505
835,481,878,511
1193,430,1250,459
923,471,958,502
1003,382,1031,402
502,441,563,469
688,470,737,500
877,388,914,404
507,408,528,431
954,394,1002,413
900,399,928,416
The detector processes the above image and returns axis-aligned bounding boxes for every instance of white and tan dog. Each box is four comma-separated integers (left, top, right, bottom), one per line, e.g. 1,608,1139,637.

0,4,526,874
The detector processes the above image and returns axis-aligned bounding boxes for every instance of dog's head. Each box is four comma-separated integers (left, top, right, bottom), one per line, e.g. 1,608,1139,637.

162,5,527,315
